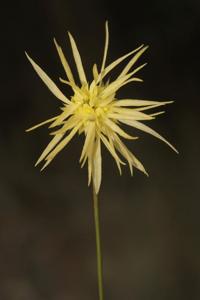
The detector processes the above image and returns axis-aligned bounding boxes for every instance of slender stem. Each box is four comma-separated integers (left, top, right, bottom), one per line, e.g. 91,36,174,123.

93,184,104,300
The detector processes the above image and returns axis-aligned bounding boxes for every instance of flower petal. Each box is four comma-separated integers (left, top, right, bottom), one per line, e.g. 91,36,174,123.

120,119,178,153
117,46,149,79
68,32,87,84
105,118,137,139
25,52,70,104
35,133,64,166
100,21,109,73
114,99,172,107
92,137,102,194
80,121,96,162
97,44,145,83
54,38,75,84
44,122,82,164
100,133,125,174
26,116,58,132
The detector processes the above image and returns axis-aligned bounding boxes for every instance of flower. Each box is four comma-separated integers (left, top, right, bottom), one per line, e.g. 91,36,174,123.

26,22,177,194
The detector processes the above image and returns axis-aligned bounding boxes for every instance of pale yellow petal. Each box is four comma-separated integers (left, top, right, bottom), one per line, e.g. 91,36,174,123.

100,21,109,72
45,123,82,163
92,137,102,194
105,118,137,139
50,115,80,135
114,99,171,107
54,38,75,84
100,71,138,99
25,52,70,104
100,133,124,174
113,133,147,175
118,46,149,79
111,107,154,120
135,101,173,111
120,119,178,153
68,32,87,84
49,103,79,128
150,111,165,117
80,121,95,162
96,44,144,83
92,64,99,81
26,116,58,132
87,156,92,186
35,133,64,166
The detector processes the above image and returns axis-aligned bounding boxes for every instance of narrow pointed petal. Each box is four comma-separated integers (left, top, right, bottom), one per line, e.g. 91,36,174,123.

118,46,149,79
54,38,75,84
105,118,137,140
120,119,178,153
110,107,154,120
49,103,79,128
50,115,80,135
45,123,82,162
26,116,58,132
35,133,64,166
92,64,99,81
100,68,142,99
80,121,95,162
135,101,173,111
150,111,165,117
100,133,125,174
100,21,109,73
92,137,102,194
113,133,147,175
68,32,87,84
25,52,70,104
114,99,172,107
96,44,144,83
87,156,92,186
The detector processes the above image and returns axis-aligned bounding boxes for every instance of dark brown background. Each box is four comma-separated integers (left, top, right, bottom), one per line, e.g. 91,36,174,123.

1,0,199,299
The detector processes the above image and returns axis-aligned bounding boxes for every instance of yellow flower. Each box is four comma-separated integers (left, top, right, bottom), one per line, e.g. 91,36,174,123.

26,22,177,194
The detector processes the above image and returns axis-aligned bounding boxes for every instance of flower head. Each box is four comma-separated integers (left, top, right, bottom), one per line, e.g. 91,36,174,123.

26,22,177,194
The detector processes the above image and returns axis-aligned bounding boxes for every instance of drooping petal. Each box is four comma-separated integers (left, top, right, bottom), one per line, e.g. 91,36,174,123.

120,119,178,153
113,133,147,175
100,21,109,73
100,133,125,174
44,122,82,164
26,116,58,132
92,137,102,194
117,46,149,79
80,121,96,162
68,32,87,84
25,52,70,104
105,118,137,139
54,38,75,84
35,133,64,166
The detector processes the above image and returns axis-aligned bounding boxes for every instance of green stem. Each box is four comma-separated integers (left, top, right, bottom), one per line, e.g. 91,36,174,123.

93,184,104,300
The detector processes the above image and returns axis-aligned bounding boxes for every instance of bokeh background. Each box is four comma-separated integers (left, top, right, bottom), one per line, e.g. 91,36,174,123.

1,0,200,299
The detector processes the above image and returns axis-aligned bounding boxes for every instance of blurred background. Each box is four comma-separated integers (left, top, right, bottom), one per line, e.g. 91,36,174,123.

1,0,200,299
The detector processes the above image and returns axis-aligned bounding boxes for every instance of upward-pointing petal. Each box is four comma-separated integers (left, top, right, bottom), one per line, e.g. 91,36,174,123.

54,38,75,84
25,52,70,104
96,44,144,83
100,21,109,73
68,32,87,84
117,46,149,79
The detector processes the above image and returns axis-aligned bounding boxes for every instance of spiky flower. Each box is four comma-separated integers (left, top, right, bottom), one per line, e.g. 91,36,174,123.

26,22,177,194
